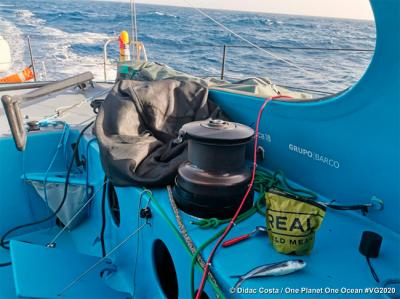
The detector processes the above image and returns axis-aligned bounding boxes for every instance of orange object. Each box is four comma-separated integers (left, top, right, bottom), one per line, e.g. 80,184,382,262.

119,31,130,62
0,66,34,84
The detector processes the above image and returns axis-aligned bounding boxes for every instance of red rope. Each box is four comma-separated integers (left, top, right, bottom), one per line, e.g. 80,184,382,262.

195,95,292,298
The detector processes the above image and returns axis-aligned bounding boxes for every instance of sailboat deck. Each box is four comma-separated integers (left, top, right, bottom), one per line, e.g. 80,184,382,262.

0,82,113,137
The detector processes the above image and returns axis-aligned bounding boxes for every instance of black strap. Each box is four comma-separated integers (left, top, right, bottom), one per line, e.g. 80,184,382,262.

100,176,108,257
366,257,380,283
0,261,11,267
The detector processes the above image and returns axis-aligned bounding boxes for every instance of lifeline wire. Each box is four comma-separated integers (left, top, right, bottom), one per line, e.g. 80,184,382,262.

0,122,92,267
182,0,337,88
47,180,108,247
44,88,111,122
43,123,70,210
0,121,94,251
58,222,148,296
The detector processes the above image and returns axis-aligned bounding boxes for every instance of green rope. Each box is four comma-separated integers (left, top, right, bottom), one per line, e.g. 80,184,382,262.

191,169,316,230
190,171,275,230
143,170,316,299
189,169,317,298
187,189,268,298
255,169,317,200
143,189,226,299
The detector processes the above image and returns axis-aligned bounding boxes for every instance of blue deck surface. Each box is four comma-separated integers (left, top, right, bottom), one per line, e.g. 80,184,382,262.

0,249,16,299
148,188,400,298
10,240,130,299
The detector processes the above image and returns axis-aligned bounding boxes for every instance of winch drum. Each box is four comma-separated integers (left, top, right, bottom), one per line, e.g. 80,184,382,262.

173,119,255,219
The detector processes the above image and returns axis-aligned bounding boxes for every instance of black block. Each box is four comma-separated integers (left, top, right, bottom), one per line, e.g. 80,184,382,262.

359,231,383,258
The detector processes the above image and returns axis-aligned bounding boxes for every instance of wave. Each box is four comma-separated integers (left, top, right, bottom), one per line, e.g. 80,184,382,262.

0,16,26,74
33,29,112,80
10,9,113,80
232,16,282,26
15,9,46,26
15,9,34,19
147,11,178,19
14,9,109,44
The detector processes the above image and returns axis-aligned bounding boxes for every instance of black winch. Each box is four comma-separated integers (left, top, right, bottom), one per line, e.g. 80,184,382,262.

173,119,255,219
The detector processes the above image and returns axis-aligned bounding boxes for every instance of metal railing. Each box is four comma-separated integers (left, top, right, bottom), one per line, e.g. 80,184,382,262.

27,36,374,85
140,41,374,82
103,37,119,82
1,34,374,94
103,38,148,81
26,36,37,82
210,44,374,80
1,34,149,83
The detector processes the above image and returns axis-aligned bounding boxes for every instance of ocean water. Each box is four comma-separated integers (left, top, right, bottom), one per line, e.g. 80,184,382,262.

0,0,376,95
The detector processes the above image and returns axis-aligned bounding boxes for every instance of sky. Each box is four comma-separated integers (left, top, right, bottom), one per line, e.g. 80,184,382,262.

117,0,374,20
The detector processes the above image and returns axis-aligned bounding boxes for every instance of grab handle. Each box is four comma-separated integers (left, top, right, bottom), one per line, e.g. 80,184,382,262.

1,95,26,151
1,72,94,151
23,71,94,101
